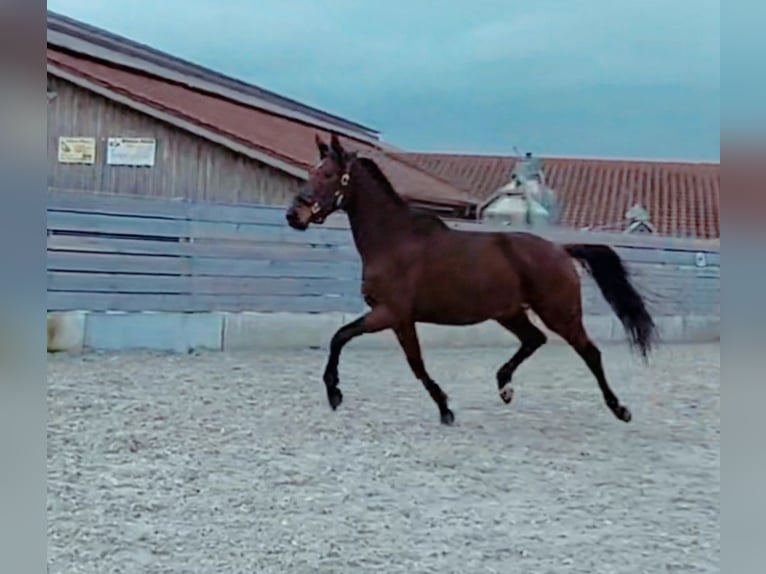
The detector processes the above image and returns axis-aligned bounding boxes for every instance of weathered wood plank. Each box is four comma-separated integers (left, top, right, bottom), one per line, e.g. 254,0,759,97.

48,233,717,273
48,189,189,219
47,234,195,256
625,264,721,281
47,231,362,263
48,291,193,312
188,239,361,262
188,203,351,230
47,252,191,275
204,203,347,228
189,203,284,226
47,235,361,267
447,220,720,251
47,189,355,229
48,211,190,239
189,220,350,246
578,268,719,316
47,291,365,313
613,246,720,267
48,272,191,294
193,294,365,313
48,272,359,298
190,276,359,297
190,258,361,280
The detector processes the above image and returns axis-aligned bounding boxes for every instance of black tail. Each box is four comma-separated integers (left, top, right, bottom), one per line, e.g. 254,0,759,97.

564,243,658,359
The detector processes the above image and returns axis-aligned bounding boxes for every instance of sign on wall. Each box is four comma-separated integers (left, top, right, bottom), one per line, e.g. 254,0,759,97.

57,137,96,164
106,137,157,167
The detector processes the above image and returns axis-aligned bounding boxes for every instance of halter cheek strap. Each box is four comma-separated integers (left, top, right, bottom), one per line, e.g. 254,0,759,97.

334,172,350,208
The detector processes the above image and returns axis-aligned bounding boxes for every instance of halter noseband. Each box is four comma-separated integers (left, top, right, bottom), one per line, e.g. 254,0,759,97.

310,169,351,216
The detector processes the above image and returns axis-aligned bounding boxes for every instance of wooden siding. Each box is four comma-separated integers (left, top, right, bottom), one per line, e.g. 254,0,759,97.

47,75,301,206
47,190,720,319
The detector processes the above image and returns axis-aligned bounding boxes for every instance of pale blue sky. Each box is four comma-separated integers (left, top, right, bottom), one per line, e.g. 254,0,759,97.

48,0,720,160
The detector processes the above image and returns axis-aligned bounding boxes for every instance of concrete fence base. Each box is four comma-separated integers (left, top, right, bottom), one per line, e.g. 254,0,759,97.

47,310,720,354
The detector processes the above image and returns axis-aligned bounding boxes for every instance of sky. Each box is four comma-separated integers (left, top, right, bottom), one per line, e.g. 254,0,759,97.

48,0,721,161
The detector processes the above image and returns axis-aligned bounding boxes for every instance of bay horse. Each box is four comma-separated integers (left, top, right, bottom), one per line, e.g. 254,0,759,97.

285,133,657,426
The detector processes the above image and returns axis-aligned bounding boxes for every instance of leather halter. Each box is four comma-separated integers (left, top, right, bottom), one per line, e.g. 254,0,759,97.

311,170,350,215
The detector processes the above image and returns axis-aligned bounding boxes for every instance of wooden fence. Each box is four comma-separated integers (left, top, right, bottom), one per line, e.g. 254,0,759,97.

47,190,720,318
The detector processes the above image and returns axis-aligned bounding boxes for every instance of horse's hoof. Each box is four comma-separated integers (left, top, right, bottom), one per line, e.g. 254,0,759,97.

615,405,632,422
327,388,343,410
499,386,514,405
440,409,455,426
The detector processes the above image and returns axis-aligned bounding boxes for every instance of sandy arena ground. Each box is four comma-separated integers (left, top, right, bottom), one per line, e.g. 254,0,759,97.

47,341,719,573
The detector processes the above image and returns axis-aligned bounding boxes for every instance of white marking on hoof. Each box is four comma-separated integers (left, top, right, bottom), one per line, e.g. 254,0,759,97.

499,386,514,404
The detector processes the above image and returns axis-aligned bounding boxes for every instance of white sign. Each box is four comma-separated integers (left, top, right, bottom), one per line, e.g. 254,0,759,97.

58,137,96,164
695,252,708,267
106,137,156,166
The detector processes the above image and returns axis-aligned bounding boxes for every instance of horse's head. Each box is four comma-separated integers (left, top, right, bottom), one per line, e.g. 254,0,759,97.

286,133,357,230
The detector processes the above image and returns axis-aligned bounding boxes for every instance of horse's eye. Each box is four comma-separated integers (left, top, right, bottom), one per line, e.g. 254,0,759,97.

324,172,333,180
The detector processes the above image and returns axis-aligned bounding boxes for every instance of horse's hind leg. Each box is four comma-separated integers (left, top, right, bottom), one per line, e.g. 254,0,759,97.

577,336,631,422
537,310,632,423
394,322,454,425
495,313,547,405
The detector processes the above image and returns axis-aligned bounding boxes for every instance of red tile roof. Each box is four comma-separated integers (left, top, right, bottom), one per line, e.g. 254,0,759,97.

47,48,474,209
395,153,720,238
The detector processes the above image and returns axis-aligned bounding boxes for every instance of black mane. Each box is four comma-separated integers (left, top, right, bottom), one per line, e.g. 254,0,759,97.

355,156,449,230
355,156,407,206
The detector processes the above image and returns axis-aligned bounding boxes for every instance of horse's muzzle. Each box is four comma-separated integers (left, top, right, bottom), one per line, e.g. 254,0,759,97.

285,204,309,231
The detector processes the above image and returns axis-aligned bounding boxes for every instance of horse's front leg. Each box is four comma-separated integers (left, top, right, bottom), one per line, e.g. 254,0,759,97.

394,321,455,425
322,305,395,410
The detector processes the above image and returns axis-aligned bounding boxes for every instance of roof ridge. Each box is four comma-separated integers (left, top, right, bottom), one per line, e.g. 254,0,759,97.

47,47,379,151
401,151,514,160
398,151,720,167
46,10,379,138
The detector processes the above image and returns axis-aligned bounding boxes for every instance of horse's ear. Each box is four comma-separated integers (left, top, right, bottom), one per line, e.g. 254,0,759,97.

315,134,329,158
330,133,345,159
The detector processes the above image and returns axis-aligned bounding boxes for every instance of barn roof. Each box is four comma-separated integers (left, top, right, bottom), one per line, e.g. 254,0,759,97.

395,152,720,238
47,47,475,210
47,10,379,141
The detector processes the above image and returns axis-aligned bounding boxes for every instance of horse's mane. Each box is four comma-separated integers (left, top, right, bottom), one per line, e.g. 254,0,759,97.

355,156,449,231
356,156,407,206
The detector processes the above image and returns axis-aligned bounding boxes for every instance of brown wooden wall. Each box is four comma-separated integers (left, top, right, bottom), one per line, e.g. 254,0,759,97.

47,75,301,206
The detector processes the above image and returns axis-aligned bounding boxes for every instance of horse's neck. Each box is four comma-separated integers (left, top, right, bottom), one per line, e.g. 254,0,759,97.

345,180,411,262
